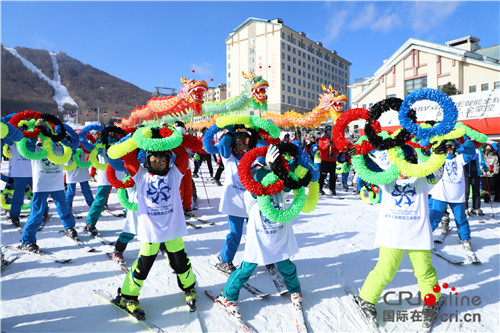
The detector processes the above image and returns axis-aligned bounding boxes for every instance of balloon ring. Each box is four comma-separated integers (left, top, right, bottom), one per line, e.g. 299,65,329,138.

79,124,104,152
117,187,137,211
8,110,42,139
89,143,109,170
106,164,135,189
16,137,51,160
107,134,138,159
3,145,12,159
133,126,183,151
333,108,381,154
0,188,32,211
45,141,72,165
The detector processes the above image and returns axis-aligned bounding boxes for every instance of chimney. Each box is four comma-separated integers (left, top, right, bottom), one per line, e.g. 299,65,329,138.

446,36,481,52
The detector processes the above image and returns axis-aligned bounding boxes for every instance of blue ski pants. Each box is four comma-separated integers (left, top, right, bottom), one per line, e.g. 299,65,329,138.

21,190,75,244
9,177,32,218
223,260,301,301
429,197,471,241
66,181,94,209
220,215,246,263
86,185,111,226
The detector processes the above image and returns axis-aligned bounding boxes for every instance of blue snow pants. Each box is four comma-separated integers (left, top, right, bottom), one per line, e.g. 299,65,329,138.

66,181,94,208
10,177,32,218
429,197,471,241
220,215,246,263
21,190,75,244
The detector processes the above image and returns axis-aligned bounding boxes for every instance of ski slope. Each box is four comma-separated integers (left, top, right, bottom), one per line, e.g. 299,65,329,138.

1,161,499,332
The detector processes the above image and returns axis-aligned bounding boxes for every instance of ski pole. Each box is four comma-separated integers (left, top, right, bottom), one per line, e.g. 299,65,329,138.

485,176,495,218
196,160,211,207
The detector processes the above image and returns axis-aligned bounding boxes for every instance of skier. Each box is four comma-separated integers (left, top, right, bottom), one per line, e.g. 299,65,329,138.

192,127,214,179
65,148,94,213
429,140,475,253
215,126,258,273
481,143,500,203
318,126,339,195
115,143,196,319
216,145,303,317
84,123,124,236
463,139,486,216
354,143,445,330
20,135,79,252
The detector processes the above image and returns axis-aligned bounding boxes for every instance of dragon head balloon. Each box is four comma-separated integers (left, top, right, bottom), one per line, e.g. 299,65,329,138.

242,71,268,110
179,77,208,115
319,84,348,122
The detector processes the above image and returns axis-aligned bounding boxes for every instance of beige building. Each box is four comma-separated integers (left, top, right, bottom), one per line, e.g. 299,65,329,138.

350,36,500,109
204,84,227,102
225,17,351,115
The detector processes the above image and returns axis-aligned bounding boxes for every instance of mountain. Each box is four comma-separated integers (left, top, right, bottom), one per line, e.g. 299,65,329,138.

1,45,152,124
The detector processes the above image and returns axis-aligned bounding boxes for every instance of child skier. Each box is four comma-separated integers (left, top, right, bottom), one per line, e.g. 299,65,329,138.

429,140,476,256
217,145,302,317
215,127,256,273
115,143,196,319
354,144,445,330
65,149,94,212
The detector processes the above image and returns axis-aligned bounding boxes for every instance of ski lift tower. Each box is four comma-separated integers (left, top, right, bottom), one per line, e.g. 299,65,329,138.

152,87,177,97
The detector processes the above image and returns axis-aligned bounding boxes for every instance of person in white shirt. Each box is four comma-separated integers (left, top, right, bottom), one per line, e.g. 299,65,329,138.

355,144,445,329
115,144,196,319
6,144,33,226
429,140,474,251
65,149,94,211
20,137,78,252
216,145,303,317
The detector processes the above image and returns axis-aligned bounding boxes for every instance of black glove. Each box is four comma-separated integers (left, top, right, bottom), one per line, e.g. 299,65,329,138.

8,177,14,184
432,141,447,154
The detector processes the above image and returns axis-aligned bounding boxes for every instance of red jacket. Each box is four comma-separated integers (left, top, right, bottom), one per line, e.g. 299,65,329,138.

197,136,210,155
318,135,339,162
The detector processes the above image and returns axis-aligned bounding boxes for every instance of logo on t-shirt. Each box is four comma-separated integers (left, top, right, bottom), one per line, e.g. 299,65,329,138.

146,178,171,205
391,183,416,207
446,160,458,178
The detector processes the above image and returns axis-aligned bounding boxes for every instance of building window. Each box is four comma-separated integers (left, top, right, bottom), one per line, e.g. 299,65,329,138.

288,45,291,51
282,53,285,59
282,73,285,80
293,68,296,73
288,75,291,82
293,48,296,54
308,92,311,98
228,72,231,78
288,86,291,92
282,95,285,102
298,69,301,75
293,77,296,84
293,58,296,64
282,42,285,49
404,77,427,96
288,96,291,104
494,81,500,89
298,60,301,66
288,55,291,61
298,89,301,95
481,83,489,91
282,84,285,91
250,58,254,64
469,85,476,93
228,63,231,69
293,88,296,94
282,63,285,70
288,65,291,71
298,79,301,85
249,48,254,54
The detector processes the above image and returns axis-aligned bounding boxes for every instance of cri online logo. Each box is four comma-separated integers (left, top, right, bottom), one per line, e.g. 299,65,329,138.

424,282,457,306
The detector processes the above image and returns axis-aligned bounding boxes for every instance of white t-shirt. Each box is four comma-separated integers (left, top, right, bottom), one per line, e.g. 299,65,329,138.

242,191,299,265
96,151,110,186
31,145,65,193
122,185,138,235
8,144,32,178
132,166,187,243
375,177,434,250
219,155,248,218
429,155,466,203
372,150,391,171
65,152,91,184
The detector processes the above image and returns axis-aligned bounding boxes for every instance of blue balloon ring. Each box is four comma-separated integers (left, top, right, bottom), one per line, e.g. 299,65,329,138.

398,88,458,141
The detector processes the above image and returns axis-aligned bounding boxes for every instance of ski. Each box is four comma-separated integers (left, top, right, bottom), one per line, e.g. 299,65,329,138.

431,248,464,265
344,287,380,331
1,254,20,270
93,289,165,333
185,306,203,333
105,252,129,273
59,230,96,252
77,226,115,246
204,289,258,333
210,263,270,299
186,221,202,229
190,216,215,226
104,208,126,218
266,264,288,295
293,302,309,333
4,245,71,264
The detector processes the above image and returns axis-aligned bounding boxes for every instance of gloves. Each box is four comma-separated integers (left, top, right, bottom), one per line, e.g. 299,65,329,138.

432,141,447,154
265,145,280,166
489,166,494,173
8,177,14,184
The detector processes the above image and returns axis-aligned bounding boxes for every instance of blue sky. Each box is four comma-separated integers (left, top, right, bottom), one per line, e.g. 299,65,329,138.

2,1,499,93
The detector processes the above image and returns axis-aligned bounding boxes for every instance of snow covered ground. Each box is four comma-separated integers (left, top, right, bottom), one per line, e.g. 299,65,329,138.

1,161,499,332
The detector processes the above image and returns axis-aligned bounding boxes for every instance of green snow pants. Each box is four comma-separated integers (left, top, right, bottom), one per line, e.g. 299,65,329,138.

359,246,440,305
121,237,195,298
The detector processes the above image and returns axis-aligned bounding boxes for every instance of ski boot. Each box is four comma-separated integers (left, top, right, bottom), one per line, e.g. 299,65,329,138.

461,239,473,252
184,209,194,218
84,224,99,236
10,217,20,228
216,294,241,318
64,227,79,240
184,287,197,312
215,260,236,274
115,288,146,320
112,250,125,265
441,219,450,234
19,242,41,254
291,292,303,310
473,209,485,217
354,295,379,327
422,298,442,329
